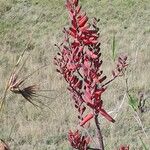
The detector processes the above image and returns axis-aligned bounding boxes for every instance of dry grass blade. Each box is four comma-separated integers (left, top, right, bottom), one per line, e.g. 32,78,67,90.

14,39,32,69
21,89,68,115
0,139,10,150
0,41,31,112
6,66,58,113
5,62,57,113
0,86,9,112
20,64,49,83
29,97,57,115
0,37,57,115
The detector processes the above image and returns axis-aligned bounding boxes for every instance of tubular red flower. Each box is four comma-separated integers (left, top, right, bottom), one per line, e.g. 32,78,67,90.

68,130,90,150
80,113,94,126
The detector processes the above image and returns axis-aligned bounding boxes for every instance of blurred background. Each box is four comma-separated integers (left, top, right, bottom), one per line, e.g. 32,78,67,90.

0,0,149,149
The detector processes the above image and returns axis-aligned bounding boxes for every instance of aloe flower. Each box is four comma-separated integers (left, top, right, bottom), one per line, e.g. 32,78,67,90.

54,0,116,126
68,130,90,150
54,0,127,149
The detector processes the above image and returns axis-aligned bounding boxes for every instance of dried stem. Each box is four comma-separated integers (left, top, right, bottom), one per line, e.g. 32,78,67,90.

88,147,100,150
0,85,9,112
0,40,32,112
94,115,104,150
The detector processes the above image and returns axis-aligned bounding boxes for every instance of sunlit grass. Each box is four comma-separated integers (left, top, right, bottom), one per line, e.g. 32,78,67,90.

0,0,149,149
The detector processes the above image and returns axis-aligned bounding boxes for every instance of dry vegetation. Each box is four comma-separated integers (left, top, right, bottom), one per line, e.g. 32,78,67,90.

0,0,149,149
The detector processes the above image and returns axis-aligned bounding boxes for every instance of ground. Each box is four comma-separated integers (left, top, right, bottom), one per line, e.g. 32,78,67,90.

0,0,149,149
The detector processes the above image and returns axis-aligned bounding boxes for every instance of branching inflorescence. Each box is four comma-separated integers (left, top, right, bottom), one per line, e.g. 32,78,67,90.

54,0,127,149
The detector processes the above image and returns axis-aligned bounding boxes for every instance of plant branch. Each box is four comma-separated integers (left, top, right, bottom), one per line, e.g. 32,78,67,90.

102,76,116,88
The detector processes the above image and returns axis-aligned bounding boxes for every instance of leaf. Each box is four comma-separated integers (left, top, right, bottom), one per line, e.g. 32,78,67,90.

128,94,138,111
139,137,149,150
112,35,116,61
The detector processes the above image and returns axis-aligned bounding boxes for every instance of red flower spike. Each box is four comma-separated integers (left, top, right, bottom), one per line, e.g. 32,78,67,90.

53,1,128,150
54,1,127,149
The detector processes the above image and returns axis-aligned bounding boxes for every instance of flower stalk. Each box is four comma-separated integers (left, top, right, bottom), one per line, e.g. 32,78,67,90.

54,0,128,149
94,115,104,150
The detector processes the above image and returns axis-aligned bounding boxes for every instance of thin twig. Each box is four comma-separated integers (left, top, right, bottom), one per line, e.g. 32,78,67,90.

114,93,126,119
88,147,100,150
133,110,148,138
21,64,49,83
30,97,57,116
14,40,32,71
102,76,116,88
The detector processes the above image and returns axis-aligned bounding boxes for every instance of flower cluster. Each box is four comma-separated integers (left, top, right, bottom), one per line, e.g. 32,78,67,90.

119,145,129,150
112,55,128,78
54,0,116,127
68,130,90,150
54,0,127,149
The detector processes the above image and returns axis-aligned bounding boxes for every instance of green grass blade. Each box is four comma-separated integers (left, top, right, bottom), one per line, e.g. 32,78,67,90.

139,137,149,150
112,35,116,61
128,94,138,111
